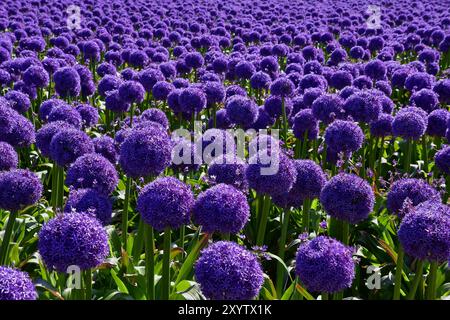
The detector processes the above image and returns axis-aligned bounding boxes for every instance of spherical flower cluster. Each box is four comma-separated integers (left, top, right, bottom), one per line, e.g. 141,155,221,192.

225,95,258,126
427,109,449,137
386,178,440,216
178,86,207,114
0,267,37,300
64,188,113,225
0,141,18,171
119,127,172,178
0,169,42,212
49,129,94,167
53,67,81,98
410,89,438,113
47,104,82,129
270,77,294,96
137,177,194,231
295,236,355,293
435,145,450,175
311,94,344,124
195,241,264,300
324,120,364,155
370,113,393,137
65,153,119,195
193,184,250,234
343,91,382,123
0,105,35,148
398,201,450,262
320,173,374,223
207,155,248,191
4,90,31,114
93,136,118,164
118,81,145,104
38,212,109,272
35,121,69,158
246,150,297,197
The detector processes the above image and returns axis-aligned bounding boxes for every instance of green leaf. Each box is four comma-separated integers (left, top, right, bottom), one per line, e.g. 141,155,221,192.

110,269,129,294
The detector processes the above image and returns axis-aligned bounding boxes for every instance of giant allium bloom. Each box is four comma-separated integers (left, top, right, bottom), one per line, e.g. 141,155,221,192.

270,77,295,96
0,267,37,300
118,80,145,104
398,201,450,262
119,127,172,178
410,89,438,113
225,95,258,126
47,104,82,129
0,169,42,212
427,109,449,137
53,67,81,98
49,129,94,167
0,105,35,148
295,236,355,293
36,121,70,158
38,212,109,272
435,145,450,175
23,65,49,88
343,91,382,123
293,109,319,141
0,141,18,171
370,113,393,137
64,188,113,225
137,177,194,231
264,95,293,119
392,107,428,140
65,153,119,195
311,94,344,124
93,136,118,164
207,155,248,191
324,120,364,154
246,150,297,197
4,90,31,114
193,184,250,234
386,178,440,216
320,173,374,224
178,86,207,114
272,160,326,208
195,241,264,300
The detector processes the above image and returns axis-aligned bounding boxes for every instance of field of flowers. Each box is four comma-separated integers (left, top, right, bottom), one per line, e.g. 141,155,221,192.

0,0,449,302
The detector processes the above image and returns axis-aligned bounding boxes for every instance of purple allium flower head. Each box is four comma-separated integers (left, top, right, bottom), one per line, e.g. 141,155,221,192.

38,99,65,121
320,173,374,224
433,79,450,105
325,120,364,154
398,201,450,263
138,68,165,92
75,104,99,128
193,183,250,234
118,80,145,104
49,129,94,167
208,155,248,191
152,81,175,101
364,59,386,80
65,153,118,195
170,137,201,173
119,127,172,178
36,121,70,158
195,241,264,300
330,71,353,90
387,178,440,217
208,109,232,129
303,88,324,107
349,46,365,59
38,212,109,272
295,236,355,293
392,107,428,140
250,71,271,90
185,52,204,69
410,89,439,113
343,91,382,123
235,61,256,80
293,109,319,140
272,160,326,208
105,90,130,113
93,136,118,164
427,109,449,137
140,108,169,129
129,50,148,69
246,150,297,197
178,86,207,114
370,113,394,137
263,95,292,119
64,188,113,226
225,85,247,99
4,90,30,114
204,81,226,106
47,104,82,129
270,77,295,97
405,72,434,92
23,65,49,88
435,146,450,175
98,75,122,97
0,169,42,212
311,94,344,124
96,62,116,78
247,107,276,131
137,177,194,231
0,267,37,300
0,142,18,171
225,95,258,126
0,105,35,148
53,67,81,98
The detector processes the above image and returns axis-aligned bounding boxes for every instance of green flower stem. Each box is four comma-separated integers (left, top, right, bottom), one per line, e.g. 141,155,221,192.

322,292,329,300
393,244,405,300
212,103,217,128
406,260,424,300
301,131,309,159
422,136,429,173
404,139,412,173
129,103,135,127
222,233,230,241
302,198,311,232
55,165,65,209
281,97,288,144
342,221,349,245
276,208,291,296
161,227,172,300
122,176,132,247
426,261,438,300
256,195,271,246
83,270,92,300
144,223,155,300
51,162,58,212
0,210,18,265
179,226,185,249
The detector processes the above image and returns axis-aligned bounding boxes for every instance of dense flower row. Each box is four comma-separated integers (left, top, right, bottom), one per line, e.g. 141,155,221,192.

0,0,449,301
